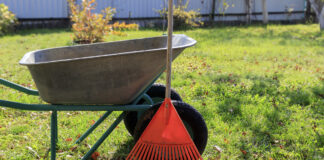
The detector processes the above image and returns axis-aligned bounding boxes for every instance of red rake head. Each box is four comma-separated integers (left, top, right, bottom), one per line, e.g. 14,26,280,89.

127,98,202,160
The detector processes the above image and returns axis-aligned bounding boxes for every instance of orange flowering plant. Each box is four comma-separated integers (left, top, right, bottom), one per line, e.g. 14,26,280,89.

107,22,139,36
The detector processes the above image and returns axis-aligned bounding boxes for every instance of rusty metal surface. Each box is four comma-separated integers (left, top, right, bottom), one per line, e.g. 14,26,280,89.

19,35,196,104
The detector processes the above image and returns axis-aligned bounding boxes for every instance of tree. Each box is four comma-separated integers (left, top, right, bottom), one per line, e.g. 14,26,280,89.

262,0,268,24
245,0,252,24
309,0,324,30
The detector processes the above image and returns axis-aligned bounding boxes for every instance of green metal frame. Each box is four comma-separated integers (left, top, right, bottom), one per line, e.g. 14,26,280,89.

0,78,157,160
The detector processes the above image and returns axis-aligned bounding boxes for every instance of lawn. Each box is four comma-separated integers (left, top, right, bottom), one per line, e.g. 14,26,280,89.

0,24,323,160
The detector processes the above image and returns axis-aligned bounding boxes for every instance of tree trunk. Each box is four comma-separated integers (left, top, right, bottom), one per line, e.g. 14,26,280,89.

309,0,324,30
245,0,252,24
320,6,324,30
262,0,268,24
309,0,320,20
305,0,312,21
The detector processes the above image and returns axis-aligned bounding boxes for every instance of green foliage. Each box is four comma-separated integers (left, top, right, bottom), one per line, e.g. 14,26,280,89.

0,4,17,35
68,0,115,44
158,0,203,29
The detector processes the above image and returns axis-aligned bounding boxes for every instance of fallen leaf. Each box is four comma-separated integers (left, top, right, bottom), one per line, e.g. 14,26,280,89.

313,123,317,131
202,103,206,106
84,143,91,149
91,152,100,160
242,132,247,136
280,145,284,149
213,145,222,153
26,146,40,159
90,120,96,125
295,65,302,71
273,76,278,81
65,138,72,142
316,68,321,72
76,134,81,138
240,149,247,155
224,138,229,144
66,155,73,158
70,146,77,151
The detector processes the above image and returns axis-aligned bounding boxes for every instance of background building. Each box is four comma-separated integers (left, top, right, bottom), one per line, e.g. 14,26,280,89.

0,0,307,27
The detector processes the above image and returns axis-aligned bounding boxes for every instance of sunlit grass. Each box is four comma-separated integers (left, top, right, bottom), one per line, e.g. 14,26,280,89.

0,24,323,159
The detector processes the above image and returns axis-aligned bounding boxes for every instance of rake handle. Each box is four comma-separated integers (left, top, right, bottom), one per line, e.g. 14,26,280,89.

165,0,173,100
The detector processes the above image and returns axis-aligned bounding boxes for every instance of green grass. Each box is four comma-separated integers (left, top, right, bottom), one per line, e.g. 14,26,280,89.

0,24,323,160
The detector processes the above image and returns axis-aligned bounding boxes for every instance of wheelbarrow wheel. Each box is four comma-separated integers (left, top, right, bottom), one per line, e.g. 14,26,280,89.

124,84,182,136
133,101,208,155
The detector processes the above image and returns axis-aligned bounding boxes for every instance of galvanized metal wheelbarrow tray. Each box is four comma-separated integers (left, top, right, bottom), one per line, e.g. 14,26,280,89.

0,34,196,160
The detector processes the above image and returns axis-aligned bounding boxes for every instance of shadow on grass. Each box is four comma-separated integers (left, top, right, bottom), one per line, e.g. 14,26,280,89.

311,82,324,150
312,81,324,115
210,74,282,122
110,138,135,160
208,73,319,158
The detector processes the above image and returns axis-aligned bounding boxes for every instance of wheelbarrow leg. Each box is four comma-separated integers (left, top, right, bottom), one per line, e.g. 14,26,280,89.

51,110,58,160
75,93,152,145
74,111,112,144
82,112,125,160
137,94,154,120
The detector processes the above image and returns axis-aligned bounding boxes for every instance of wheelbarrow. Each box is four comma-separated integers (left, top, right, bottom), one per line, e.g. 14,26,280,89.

0,34,208,159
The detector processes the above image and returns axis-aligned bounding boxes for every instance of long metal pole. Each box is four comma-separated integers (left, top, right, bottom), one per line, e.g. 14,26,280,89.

51,111,57,160
74,111,112,144
81,112,125,160
165,0,173,99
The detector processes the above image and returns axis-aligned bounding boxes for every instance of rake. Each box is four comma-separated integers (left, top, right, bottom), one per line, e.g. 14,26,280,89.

126,0,203,159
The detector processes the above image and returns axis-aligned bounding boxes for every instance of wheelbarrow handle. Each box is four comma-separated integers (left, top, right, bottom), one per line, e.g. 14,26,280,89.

165,0,173,99
0,78,39,96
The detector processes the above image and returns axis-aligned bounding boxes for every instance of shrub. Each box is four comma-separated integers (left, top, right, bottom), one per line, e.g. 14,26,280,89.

0,4,18,35
68,0,115,44
158,0,203,29
108,22,139,36
109,22,139,31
